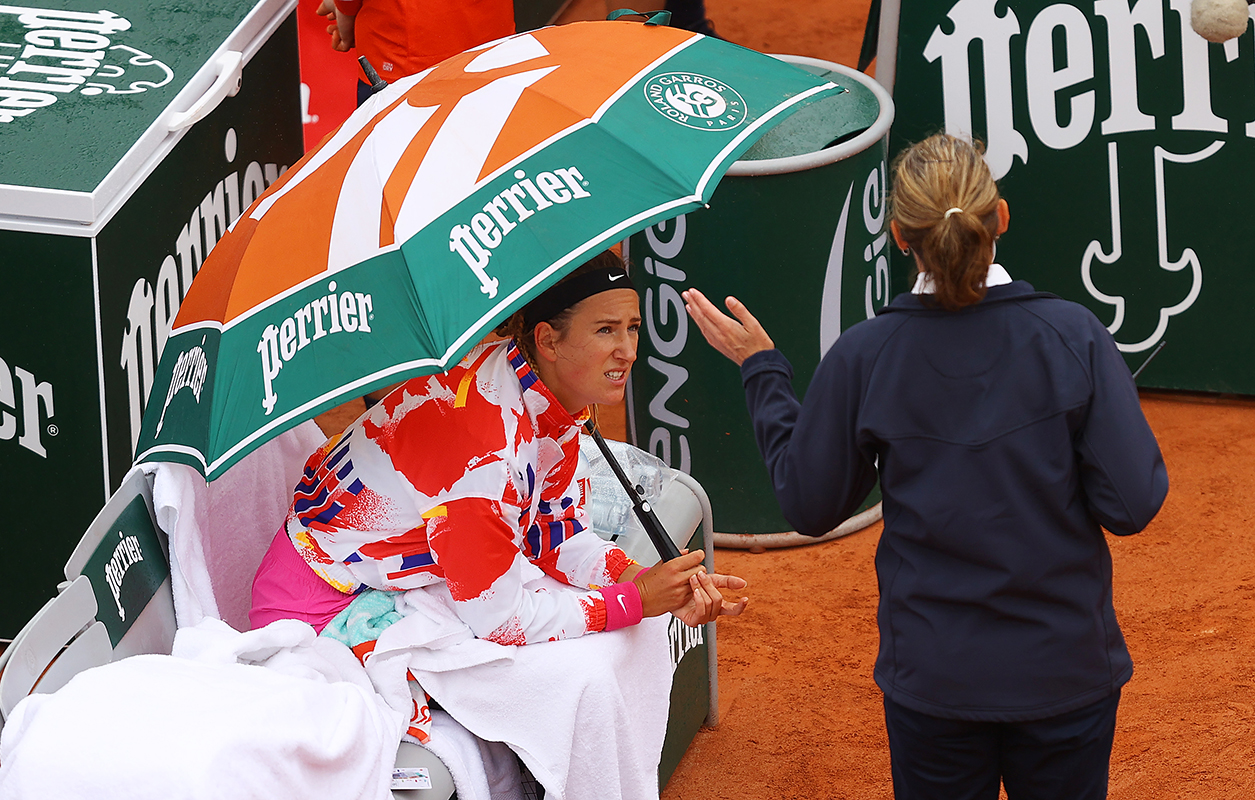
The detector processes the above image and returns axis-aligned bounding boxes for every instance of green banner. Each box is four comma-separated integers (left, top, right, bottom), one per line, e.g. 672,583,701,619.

889,0,1255,392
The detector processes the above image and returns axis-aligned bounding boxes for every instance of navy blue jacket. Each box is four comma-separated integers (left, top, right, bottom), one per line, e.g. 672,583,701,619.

740,281,1168,721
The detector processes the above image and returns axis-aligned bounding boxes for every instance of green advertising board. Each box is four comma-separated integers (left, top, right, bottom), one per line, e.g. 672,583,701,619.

627,58,893,535
880,0,1255,392
0,0,302,637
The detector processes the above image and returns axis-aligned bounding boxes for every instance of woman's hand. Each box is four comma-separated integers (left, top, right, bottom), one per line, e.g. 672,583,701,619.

671,570,749,627
633,550,749,625
682,288,775,366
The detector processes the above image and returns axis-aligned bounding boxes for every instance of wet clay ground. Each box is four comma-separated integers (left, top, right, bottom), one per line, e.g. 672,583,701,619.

553,1,1255,797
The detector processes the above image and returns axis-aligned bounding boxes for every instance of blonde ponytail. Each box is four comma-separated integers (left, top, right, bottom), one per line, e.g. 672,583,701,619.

890,134,1002,311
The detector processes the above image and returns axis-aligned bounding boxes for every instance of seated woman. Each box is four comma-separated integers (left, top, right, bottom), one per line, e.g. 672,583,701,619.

251,249,746,640
249,253,746,800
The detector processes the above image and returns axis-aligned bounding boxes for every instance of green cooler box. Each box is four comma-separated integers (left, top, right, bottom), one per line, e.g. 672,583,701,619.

626,56,894,537
0,0,303,637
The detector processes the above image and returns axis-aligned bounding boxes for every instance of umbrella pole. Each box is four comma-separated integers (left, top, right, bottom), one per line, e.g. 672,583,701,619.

358,56,389,95
584,422,684,562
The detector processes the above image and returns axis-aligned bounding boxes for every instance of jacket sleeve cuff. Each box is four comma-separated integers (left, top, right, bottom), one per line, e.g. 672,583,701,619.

740,349,792,385
604,547,637,582
599,581,644,631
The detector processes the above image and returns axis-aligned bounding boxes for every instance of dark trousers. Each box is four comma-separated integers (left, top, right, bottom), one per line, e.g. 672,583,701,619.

883,691,1121,800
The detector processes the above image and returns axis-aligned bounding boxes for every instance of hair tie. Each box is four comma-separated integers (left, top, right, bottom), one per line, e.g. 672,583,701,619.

944,207,964,219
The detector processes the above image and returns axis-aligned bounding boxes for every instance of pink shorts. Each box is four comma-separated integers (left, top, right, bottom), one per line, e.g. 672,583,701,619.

249,528,356,632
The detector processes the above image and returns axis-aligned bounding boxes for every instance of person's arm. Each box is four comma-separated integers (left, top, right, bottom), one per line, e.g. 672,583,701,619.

741,348,878,536
684,289,877,536
1074,319,1169,534
427,499,725,643
527,475,747,625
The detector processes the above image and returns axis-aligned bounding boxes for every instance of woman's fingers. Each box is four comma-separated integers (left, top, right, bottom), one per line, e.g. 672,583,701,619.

682,289,774,366
707,572,748,591
638,550,706,617
689,573,712,622
720,594,749,617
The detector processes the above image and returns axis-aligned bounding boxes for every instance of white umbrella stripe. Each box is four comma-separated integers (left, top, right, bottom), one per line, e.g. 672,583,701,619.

247,70,430,223
390,67,557,290
465,32,550,72
325,101,438,274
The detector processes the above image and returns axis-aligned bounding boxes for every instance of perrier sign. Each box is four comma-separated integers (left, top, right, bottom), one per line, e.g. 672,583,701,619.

890,0,1255,393
0,0,302,638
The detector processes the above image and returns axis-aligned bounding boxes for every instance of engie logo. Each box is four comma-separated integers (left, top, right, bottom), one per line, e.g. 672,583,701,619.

0,4,174,124
257,281,374,416
638,216,692,474
644,72,746,130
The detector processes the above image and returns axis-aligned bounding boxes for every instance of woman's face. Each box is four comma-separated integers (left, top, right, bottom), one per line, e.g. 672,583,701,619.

539,288,640,414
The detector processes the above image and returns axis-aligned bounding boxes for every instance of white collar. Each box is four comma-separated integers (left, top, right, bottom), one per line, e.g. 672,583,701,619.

912,263,1012,295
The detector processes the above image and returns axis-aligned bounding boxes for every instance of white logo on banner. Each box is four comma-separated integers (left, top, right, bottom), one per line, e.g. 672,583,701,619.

922,0,1249,352
0,353,54,458
120,129,290,453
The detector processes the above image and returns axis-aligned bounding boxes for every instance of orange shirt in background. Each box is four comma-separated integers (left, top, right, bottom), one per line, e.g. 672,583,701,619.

334,0,516,82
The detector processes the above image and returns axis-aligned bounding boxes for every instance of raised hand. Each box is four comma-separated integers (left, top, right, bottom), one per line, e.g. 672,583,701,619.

681,288,775,366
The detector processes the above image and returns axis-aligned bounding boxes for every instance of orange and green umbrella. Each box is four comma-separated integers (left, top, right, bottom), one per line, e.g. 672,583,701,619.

134,20,844,480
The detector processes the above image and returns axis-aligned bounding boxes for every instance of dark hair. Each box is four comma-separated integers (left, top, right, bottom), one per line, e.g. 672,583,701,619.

890,134,1001,311
493,249,626,369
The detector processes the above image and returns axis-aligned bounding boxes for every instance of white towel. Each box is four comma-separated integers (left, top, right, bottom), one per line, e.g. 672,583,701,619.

422,710,524,800
134,421,675,800
0,619,405,800
143,421,327,630
366,578,674,800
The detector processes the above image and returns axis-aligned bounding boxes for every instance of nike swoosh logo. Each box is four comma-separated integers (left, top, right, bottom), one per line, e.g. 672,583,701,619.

617,595,629,614
609,274,625,281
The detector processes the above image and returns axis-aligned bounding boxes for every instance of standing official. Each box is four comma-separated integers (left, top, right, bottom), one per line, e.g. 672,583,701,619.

683,133,1168,800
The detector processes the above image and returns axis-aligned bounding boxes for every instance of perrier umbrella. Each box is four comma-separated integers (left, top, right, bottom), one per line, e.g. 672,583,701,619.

133,19,844,481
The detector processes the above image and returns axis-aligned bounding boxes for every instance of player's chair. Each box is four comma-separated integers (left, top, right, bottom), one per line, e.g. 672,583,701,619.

0,469,173,725
0,440,716,799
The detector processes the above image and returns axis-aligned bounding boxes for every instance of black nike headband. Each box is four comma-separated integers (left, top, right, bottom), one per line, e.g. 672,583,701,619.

522,266,636,330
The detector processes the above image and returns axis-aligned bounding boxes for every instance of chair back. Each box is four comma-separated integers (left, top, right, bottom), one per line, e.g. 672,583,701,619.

63,469,176,660
0,470,175,724
0,576,110,719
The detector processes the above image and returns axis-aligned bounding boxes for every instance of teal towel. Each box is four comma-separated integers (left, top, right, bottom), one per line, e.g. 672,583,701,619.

321,589,403,650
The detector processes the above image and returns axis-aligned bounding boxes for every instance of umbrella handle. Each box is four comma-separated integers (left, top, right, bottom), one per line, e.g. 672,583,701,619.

359,56,389,95
606,8,673,26
584,422,685,563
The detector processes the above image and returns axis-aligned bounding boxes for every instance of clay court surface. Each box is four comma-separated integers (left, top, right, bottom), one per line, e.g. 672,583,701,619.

553,1,1255,797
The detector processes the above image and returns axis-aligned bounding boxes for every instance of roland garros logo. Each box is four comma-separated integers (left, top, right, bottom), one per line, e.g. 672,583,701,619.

644,72,746,131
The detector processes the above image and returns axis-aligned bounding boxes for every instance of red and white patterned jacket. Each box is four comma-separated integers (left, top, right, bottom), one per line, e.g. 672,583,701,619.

286,339,635,644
